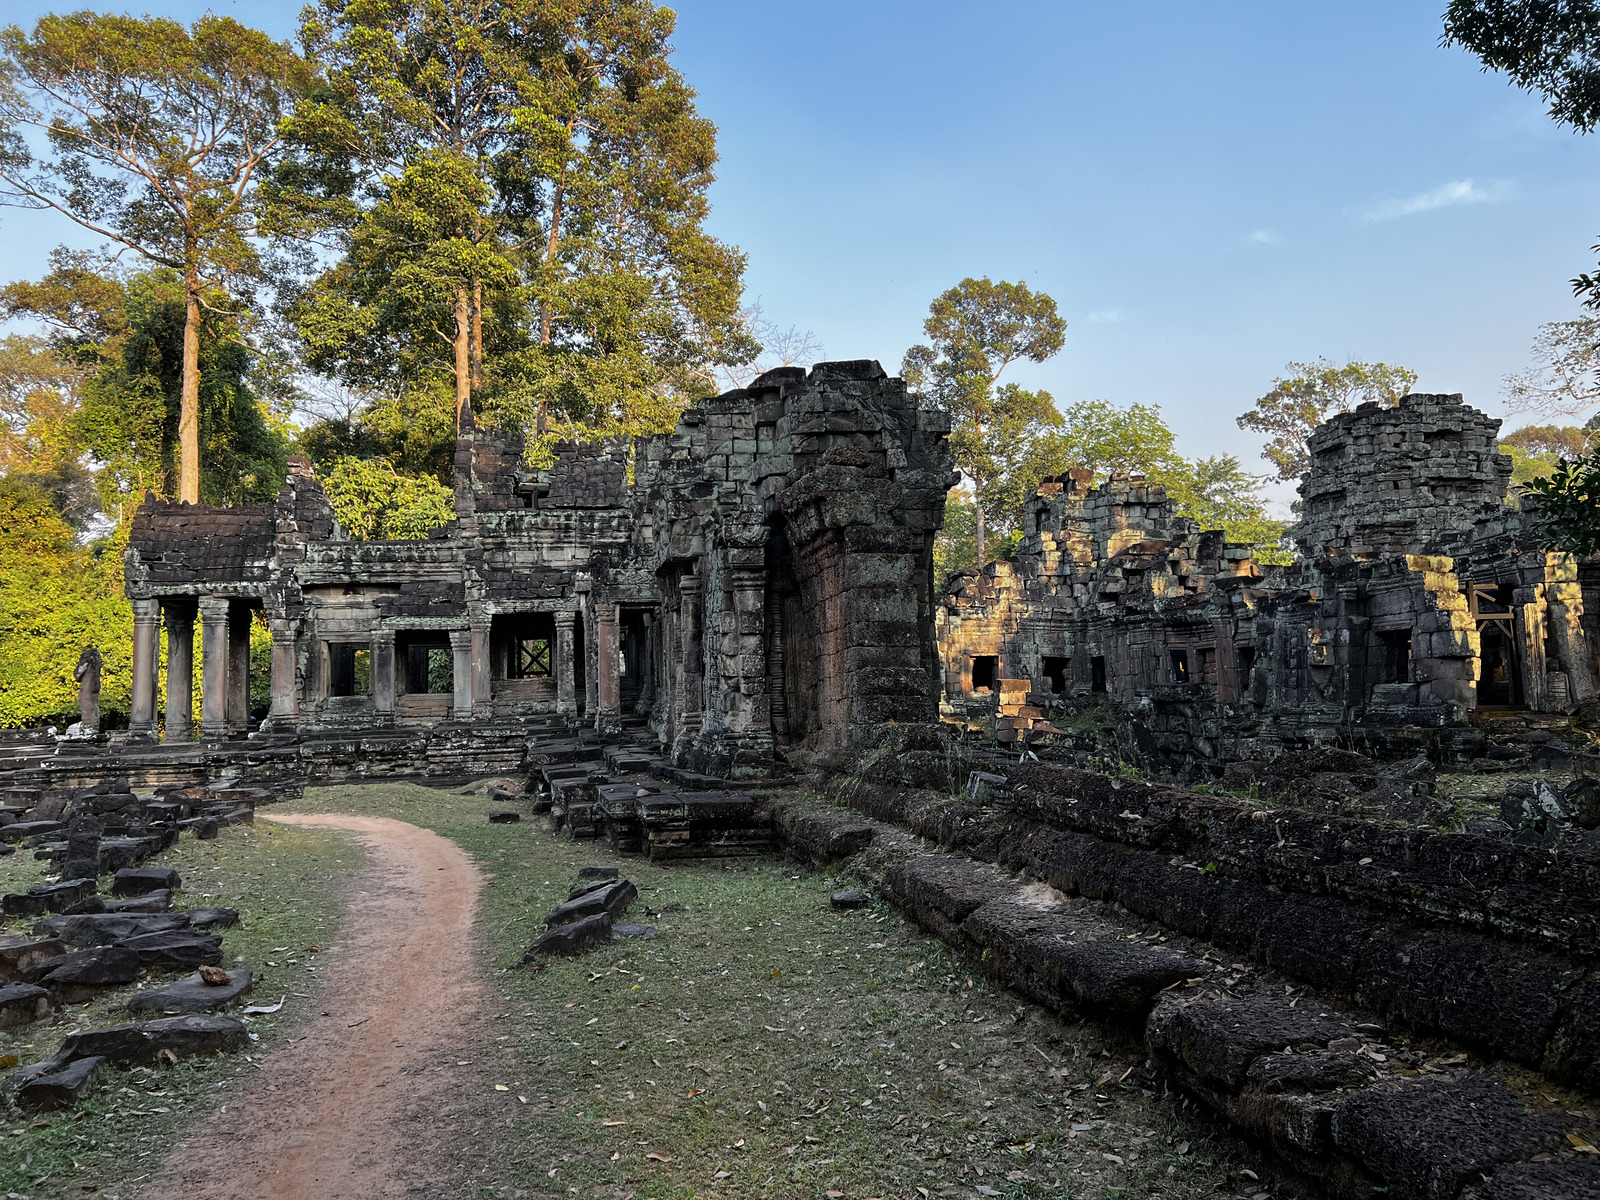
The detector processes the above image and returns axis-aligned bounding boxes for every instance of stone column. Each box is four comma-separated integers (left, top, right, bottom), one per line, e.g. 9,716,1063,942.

199,595,230,739
584,605,599,716
264,617,299,733
470,621,492,714
596,603,621,734
372,627,396,723
675,574,704,752
636,611,657,716
555,611,578,718
162,599,196,742
226,602,252,734
449,629,474,720
128,598,161,740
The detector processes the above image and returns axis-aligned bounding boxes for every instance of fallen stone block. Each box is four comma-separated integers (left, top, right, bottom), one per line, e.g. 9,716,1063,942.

830,888,872,910
116,930,224,969
2,877,97,916
0,820,64,844
0,982,53,1028
543,880,636,928
53,1013,250,1067
884,855,1015,946
13,1055,106,1111
113,867,181,896
1147,990,1358,1091
520,912,612,960
488,810,521,824
127,968,253,1015
1330,1074,1560,1200
27,946,142,997
35,912,190,947
184,907,240,931
105,889,172,913
194,816,220,840
0,935,68,980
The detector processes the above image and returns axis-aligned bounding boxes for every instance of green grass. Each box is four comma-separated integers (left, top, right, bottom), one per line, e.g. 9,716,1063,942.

288,781,1249,1200
0,816,360,1199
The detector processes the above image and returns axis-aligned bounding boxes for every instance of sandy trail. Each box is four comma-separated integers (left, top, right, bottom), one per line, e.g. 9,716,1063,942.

142,813,487,1200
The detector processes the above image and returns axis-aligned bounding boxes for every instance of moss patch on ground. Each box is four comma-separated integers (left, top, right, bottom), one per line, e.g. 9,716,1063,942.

290,780,1251,1200
0,817,360,1199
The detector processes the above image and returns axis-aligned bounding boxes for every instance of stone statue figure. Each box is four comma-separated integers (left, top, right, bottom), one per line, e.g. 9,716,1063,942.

75,645,102,733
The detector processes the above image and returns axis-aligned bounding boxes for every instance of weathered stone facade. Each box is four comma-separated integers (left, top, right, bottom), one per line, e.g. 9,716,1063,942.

938,393,1600,774
119,361,954,779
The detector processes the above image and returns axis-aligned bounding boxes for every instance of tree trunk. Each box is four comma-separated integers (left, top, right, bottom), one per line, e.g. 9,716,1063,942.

178,265,202,505
975,503,986,573
536,138,572,436
454,285,471,429
470,277,484,392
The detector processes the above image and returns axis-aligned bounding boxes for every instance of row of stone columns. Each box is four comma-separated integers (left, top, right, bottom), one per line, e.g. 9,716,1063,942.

129,598,630,736
128,595,259,742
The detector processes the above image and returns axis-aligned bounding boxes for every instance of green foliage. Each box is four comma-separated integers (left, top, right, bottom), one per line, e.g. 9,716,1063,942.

1502,442,1560,494
0,331,96,524
7,264,290,518
1444,1,1600,132
321,456,455,540
282,0,753,446
1501,423,1594,458
1236,358,1417,479
1523,445,1600,555
903,277,1067,565
0,12,309,500
0,478,131,727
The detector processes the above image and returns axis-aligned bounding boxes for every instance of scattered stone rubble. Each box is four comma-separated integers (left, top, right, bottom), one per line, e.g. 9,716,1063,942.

0,775,276,1110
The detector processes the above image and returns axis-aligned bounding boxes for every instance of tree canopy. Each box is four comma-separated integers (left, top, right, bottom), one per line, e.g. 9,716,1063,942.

903,277,1067,567
1236,358,1418,479
0,12,308,502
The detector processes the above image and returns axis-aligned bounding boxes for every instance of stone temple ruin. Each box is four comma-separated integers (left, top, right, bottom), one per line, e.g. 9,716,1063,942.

7,376,1600,1195
105,360,953,783
939,392,1598,773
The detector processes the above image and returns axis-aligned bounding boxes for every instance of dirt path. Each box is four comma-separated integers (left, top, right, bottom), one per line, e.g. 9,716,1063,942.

142,814,489,1200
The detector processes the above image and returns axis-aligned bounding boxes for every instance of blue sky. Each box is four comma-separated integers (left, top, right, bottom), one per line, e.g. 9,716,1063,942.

3,1,1596,508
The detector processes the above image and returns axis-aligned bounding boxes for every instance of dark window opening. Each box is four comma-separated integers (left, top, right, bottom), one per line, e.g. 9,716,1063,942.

402,640,453,694
1479,623,1523,707
1237,645,1257,686
1042,656,1070,694
512,637,552,679
1091,656,1107,693
1376,630,1411,685
971,655,998,691
328,643,370,697
1170,649,1190,683
1544,632,1561,669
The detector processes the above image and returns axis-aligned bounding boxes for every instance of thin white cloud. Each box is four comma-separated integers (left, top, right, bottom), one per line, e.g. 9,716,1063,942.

1085,308,1123,324
1362,179,1506,222
1247,229,1282,245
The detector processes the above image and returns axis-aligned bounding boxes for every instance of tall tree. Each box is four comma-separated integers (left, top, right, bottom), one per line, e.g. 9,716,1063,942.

285,0,533,427
5,259,290,520
903,277,1067,567
0,13,307,503
1236,358,1417,479
284,0,752,445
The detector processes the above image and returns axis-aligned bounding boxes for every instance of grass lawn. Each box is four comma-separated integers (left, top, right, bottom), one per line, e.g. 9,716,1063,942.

290,781,1249,1200
0,816,360,1199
